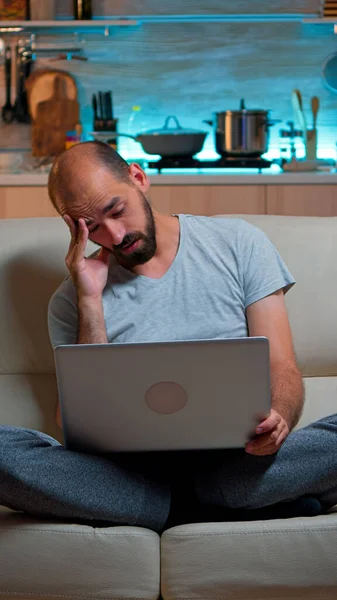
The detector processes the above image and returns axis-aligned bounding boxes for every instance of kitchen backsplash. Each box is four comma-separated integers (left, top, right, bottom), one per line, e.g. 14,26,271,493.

0,0,336,161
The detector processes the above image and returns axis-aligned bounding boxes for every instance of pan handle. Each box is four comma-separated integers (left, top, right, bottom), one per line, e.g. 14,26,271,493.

265,119,282,127
203,120,213,127
93,132,138,141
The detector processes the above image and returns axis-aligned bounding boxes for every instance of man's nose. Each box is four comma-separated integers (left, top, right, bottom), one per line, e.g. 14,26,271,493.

104,221,125,246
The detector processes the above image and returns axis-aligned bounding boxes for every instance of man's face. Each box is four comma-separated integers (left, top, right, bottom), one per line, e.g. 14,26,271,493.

61,164,157,269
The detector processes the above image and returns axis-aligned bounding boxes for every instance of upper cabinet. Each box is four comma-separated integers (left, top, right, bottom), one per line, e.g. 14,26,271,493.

92,0,320,17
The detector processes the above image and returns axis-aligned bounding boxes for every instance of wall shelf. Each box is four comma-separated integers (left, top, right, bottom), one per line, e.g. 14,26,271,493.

302,17,337,23
0,19,139,35
0,14,319,33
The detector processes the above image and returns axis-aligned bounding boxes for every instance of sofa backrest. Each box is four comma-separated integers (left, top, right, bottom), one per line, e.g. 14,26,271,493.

0,215,336,433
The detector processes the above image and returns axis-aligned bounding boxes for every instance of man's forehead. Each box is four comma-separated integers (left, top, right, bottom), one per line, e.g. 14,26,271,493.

78,196,122,226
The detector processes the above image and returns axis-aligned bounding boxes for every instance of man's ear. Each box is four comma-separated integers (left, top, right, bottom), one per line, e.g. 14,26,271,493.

129,163,150,193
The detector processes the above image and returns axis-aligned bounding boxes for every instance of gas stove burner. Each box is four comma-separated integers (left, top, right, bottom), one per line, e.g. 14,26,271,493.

148,156,273,173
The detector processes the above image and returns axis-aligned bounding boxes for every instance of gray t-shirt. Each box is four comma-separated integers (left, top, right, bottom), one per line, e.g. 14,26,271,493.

48,215,295,348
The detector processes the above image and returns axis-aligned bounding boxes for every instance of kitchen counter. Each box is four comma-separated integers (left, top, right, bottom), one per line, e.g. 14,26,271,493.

0,169,337,186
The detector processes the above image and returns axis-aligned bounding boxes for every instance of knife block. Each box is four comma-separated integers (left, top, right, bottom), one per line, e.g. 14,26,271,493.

306,129,317,161
94,118,119,151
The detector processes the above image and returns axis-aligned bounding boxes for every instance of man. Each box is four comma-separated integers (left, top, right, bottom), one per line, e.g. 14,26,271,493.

1,141,336,533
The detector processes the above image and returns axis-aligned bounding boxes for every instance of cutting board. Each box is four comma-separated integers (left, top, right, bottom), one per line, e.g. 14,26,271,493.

32,76,80,157
26,68,78,121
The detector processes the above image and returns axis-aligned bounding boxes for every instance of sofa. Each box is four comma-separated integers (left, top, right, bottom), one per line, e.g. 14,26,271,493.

0,214,337,600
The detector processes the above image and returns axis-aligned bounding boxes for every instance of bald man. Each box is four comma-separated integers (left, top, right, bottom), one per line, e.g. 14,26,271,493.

1,141,337,532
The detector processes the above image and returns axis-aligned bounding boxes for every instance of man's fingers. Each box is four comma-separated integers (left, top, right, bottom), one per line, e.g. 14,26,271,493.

64,213,78,255
246,427,287,455
73,219,88,262
247,443,279,456
63,214,77,240
256,412,280,435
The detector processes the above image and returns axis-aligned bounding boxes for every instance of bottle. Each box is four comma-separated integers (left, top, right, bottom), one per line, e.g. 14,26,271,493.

73,0,92,20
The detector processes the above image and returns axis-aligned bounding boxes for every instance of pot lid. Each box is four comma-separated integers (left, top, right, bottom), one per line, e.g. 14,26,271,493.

224,109,269,115
217,98,270,116
141,115,206,136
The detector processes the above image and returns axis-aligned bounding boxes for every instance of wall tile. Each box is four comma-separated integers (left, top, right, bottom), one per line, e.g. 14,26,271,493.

0,1,335,161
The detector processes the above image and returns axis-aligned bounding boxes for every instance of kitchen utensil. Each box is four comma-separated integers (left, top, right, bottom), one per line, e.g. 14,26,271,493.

311,96,319,129
2,45,14,124
32,76,80,156
108,92,114,119
91,115,208,157
291,89,307,134
26,69,77,121
13,42,32,123
204,99,279,157
98,91,104,120
105,92,112,120
92,94,98,121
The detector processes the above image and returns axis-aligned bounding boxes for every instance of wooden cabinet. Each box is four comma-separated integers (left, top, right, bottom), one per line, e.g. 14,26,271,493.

1,183,337,219
0,187,58,219
149,185,266,215
266,185,337,217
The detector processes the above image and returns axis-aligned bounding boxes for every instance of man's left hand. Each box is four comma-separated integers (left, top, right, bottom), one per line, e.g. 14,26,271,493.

245,409,290,456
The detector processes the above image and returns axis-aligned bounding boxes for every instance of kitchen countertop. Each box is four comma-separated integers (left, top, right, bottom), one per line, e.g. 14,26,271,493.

0,169,336,186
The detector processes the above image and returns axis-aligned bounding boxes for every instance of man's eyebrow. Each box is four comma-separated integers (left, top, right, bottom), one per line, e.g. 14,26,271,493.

85,197,122,227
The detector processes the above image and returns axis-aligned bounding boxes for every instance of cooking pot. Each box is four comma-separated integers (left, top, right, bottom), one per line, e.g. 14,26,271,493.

92,116,208,157
204,100,280,157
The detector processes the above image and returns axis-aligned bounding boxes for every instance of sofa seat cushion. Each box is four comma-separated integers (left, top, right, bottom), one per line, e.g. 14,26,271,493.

0,506,160,600
0,374,62,441
161,510,337,600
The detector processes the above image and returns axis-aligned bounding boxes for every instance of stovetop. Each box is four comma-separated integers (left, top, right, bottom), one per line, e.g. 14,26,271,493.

147,156,273,173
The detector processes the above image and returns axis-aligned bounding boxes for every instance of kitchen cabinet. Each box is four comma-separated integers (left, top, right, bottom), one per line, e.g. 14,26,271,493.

149,185,266,216
1,182,337,219
266,185,337,217
0,187,57,219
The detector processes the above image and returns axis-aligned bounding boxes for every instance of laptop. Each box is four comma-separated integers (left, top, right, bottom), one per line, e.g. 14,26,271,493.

54,337,271,453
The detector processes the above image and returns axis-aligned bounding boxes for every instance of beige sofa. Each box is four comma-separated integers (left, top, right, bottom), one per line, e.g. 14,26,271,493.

0,214,337,600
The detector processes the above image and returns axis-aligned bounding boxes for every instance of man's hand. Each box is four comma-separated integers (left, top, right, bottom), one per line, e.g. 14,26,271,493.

64,215,111,301
245,409,290,456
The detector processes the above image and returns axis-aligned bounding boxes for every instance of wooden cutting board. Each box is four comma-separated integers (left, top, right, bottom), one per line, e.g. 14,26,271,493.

32,76,80,157
26,68,78,122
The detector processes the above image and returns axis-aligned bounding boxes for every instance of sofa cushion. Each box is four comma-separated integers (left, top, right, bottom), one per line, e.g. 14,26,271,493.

0,373,62,440
161,510,337,600
0,506,160,600
0,217,95,375
296,375,337,429
224,215,337,377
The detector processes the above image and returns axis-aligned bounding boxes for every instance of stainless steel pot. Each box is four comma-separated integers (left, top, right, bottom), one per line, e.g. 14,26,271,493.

204,100,280,157
95,116,208,157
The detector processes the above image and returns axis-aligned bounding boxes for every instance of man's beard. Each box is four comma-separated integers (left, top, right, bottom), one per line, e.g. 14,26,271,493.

112,191,157,268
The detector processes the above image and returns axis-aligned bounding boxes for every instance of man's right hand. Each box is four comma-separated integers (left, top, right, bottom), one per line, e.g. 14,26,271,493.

64,215,111,301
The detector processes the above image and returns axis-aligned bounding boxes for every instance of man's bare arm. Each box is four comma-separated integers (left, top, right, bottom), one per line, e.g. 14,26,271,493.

245,289,304,455
56,217,110,428
77,297,108,344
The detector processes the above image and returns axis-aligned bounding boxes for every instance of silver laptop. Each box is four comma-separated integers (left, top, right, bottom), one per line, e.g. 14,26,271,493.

54,337,271,453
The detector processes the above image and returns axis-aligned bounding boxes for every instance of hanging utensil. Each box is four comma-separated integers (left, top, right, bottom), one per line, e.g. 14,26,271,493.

291,89,307,134
311,96,319,129
2,45,14,123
